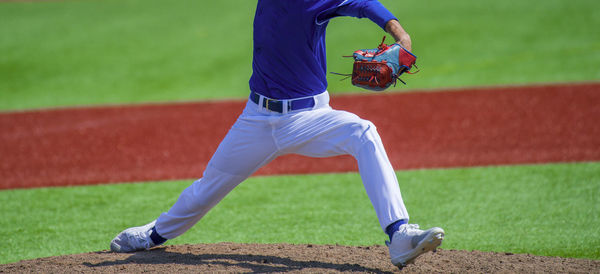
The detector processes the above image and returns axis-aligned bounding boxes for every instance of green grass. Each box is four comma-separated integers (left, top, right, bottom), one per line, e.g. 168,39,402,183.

1,162,598,264
1,0,599,111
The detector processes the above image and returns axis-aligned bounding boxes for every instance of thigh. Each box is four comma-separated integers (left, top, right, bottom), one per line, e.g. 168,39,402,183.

207,111,279,177
275,107,375,158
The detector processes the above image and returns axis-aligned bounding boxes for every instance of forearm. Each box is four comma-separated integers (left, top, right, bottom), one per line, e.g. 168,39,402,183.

385,19,412,51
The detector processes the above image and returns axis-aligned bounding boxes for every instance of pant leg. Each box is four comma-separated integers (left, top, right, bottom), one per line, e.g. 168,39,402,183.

155,102,279,239
274,106,409,230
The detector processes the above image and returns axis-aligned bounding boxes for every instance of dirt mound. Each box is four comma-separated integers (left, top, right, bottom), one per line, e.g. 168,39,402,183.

2,243,598,273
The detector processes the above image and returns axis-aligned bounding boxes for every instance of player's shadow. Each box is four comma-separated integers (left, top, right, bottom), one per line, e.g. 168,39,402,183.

83,247,394,273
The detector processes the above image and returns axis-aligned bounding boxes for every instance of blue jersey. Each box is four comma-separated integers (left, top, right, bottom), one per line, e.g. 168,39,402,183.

249,0,397,99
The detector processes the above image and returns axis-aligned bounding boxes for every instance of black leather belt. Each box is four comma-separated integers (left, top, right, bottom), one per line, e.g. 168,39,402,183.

249,91,316,113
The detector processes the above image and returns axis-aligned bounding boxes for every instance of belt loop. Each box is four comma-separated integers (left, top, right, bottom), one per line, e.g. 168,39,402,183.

310,94,319,110
257,94,264,111
281,99,288,114
314,90,329,109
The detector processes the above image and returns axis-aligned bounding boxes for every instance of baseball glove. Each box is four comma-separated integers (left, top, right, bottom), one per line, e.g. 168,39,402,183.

332,36,418,91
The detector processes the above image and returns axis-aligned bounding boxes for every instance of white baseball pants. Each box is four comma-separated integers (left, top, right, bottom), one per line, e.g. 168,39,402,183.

155,91,409,239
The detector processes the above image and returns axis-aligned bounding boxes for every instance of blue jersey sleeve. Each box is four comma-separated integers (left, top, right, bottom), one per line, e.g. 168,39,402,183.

316,0,397,29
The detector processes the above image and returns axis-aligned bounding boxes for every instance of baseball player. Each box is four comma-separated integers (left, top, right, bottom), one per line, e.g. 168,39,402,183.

110,0,444,268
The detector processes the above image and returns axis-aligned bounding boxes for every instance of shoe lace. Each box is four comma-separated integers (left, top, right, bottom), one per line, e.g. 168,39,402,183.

127,230,152,250
404,224,420,230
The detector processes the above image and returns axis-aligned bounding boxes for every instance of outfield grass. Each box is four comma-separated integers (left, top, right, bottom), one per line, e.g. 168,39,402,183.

1,0,599,111
1,162,598,264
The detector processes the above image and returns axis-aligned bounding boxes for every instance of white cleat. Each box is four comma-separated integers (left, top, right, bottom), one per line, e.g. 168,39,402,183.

386,224,444,269
110,220,158,253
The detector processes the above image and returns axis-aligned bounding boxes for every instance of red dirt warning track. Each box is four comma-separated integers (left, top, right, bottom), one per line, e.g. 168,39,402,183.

1,83,599,189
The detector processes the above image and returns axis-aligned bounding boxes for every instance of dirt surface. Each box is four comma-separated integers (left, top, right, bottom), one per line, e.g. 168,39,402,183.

1,82,599,189
1,243,598,273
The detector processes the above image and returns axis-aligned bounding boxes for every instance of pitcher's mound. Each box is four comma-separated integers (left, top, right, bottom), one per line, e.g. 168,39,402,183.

2,243,598,273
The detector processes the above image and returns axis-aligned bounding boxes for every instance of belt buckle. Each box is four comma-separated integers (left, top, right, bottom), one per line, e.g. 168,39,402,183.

264,98,272,111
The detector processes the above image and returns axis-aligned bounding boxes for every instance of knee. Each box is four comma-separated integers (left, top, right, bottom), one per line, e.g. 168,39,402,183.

348,120,382,153
357,120,380,142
